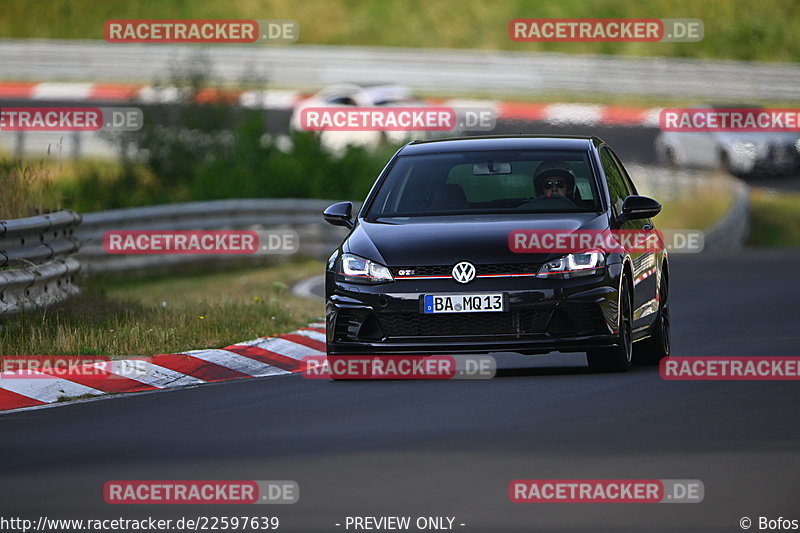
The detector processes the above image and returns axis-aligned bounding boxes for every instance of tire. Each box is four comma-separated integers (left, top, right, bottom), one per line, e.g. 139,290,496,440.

719,150,735,176
719,151,748,179
586,279,633,373
633,272,670,366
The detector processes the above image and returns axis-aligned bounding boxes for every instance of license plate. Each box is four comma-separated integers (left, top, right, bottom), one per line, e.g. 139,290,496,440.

422,293,505,314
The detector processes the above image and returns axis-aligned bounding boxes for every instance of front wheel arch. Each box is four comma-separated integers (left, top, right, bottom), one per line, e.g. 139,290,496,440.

633,260,671,365
586,270,633,373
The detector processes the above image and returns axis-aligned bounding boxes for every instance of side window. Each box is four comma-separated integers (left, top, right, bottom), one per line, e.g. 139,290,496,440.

609,149,638,196
599,147,628,217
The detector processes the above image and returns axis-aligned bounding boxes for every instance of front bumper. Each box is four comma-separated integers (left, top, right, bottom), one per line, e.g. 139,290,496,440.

735,145,800,175
753,150,800,174
326,265,622,356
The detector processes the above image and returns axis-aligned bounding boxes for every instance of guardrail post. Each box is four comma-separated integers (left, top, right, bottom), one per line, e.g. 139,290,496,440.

14,130,25,158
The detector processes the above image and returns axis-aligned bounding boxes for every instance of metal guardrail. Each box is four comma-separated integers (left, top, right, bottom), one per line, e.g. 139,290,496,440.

75,169,747,276
75,199,353,273
629,165,751,249
1,40,799,100
627,164,719,202
0,171,749,317
704,179,750,250
0,210,82,316
0,130,118,161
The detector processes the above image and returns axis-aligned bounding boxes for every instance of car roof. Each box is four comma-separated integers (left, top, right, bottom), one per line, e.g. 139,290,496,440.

360,84,413,101
315,83,412,102
398,135,603,155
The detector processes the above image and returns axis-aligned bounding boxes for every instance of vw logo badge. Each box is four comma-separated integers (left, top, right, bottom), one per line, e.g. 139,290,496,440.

452,261,476,284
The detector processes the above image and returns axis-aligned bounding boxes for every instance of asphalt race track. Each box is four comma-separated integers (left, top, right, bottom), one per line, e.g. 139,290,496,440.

1,249,799,533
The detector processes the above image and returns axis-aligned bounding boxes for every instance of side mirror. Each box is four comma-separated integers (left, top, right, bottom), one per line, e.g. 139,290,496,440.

323,201,354,229
619,195,661,223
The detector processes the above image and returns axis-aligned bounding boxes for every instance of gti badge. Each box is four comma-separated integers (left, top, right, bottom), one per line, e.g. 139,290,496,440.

452,261,476,284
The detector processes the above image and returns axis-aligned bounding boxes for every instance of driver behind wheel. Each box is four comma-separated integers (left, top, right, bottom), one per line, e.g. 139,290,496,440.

534,165,577,201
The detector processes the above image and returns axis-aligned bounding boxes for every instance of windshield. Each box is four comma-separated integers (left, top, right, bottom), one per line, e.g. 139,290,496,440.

365,149,601,219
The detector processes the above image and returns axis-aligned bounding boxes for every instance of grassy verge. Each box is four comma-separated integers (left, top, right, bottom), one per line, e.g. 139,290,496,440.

653,185,734,231
0,159,63,219
1,0,798,62
630,169,735,231
746,188,800,246
0,260,324,357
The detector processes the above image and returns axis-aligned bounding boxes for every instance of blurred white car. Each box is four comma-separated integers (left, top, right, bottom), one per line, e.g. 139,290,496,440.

655,105,800,178
290,83,441,153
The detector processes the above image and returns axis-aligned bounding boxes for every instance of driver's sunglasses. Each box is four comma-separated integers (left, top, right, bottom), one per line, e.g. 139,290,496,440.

544,180,566,189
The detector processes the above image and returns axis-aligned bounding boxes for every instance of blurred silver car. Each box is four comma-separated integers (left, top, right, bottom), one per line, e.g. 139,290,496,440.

290,83,438,152
655,104,800,178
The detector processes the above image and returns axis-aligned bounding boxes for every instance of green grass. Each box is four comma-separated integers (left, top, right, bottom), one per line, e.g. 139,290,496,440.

0,158,64,219
746,188,800,246
56,392,107,402
0,260,324,357
650,178,735,231
1,0,798,62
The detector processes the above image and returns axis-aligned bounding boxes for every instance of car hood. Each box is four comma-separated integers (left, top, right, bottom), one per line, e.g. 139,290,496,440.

345,213,608,266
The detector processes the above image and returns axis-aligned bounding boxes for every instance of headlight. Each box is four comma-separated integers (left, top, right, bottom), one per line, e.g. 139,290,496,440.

794,138,800,153
732,140,757,158
537,250,606,279
338,253,394,284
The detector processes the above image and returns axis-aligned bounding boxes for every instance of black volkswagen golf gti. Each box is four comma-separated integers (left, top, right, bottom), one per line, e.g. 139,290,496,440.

323,135,670,372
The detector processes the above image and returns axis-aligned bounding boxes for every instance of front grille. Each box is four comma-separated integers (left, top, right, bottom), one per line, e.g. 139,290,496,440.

333,308,365,341
546,303,607,336
771,144,800,166
569,303,607,332
393,263,541,277
377,309,548,338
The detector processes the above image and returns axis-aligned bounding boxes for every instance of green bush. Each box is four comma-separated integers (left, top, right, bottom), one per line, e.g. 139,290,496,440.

63,99,399,211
